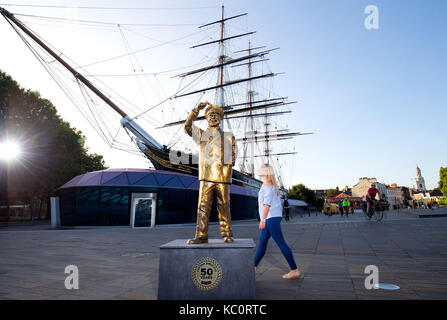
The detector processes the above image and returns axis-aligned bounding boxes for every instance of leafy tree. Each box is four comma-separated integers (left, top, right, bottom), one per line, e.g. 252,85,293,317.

326,189,339,198
1,71,107,214
439,167,447,196
314,197,325,210
288,184,316,205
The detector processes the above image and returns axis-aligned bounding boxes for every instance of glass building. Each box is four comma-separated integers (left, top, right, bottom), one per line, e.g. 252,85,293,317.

56,169,258,227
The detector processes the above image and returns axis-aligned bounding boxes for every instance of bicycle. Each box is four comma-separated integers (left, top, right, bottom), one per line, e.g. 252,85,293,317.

361,200,389,222
343,206,350,217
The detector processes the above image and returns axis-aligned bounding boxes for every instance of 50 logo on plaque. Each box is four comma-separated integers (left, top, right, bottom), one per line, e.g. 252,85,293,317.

191,257,222,291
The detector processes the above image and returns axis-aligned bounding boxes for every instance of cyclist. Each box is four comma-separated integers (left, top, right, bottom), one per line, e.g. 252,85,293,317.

366,183,380,217
342,197,350,216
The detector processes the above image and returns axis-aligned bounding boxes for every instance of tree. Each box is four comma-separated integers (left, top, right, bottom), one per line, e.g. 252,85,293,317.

288,184,316,205
439,167,447,196
326,189,339,198
314,197,325,210
1,70,107,212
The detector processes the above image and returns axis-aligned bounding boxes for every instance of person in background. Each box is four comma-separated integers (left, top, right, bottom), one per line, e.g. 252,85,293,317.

254,164,301,280
283,196,290,221
324,200,331,216
342,197,350,216
338,201,343,215
361,201,367,213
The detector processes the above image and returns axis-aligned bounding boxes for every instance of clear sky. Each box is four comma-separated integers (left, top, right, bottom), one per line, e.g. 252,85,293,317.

0,0,445,190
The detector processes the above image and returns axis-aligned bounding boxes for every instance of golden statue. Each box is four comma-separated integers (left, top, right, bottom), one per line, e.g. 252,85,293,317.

184,101,236,244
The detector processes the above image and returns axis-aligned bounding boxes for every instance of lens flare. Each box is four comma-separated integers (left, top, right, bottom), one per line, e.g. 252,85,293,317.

0,141,21,161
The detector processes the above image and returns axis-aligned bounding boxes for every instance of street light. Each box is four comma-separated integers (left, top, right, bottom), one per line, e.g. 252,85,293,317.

0,140,21,222
0,141,21,161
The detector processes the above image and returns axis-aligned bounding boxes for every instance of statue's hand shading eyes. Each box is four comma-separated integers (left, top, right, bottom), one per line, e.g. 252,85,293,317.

196,101,210,112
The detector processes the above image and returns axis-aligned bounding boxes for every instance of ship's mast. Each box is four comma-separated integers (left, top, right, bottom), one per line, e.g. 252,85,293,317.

218,5,226,132
168,7,314,181
240,41,254,175
218,5,225,109
264,116,271,164
248,41,255,175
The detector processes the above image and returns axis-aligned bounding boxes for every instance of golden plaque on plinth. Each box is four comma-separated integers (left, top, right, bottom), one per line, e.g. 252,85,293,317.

191,257,222,291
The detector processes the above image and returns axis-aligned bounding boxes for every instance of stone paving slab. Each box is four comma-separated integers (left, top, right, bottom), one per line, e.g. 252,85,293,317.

1,210,447,300
397,207,447,218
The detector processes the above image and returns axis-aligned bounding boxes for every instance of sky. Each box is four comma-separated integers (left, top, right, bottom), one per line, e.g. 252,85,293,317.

0,0,445,190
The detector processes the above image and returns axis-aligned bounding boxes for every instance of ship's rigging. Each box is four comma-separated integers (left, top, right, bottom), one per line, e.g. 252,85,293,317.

0,5,312,189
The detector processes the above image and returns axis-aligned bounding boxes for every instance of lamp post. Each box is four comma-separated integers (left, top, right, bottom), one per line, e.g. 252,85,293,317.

0,104,6,221
0,141,21,222
0,162,7,221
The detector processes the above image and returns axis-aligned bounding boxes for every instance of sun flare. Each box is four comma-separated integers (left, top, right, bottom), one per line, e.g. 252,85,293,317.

0,141,21,161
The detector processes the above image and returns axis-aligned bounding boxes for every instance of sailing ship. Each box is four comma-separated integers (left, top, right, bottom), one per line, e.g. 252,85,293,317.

0,6,311,196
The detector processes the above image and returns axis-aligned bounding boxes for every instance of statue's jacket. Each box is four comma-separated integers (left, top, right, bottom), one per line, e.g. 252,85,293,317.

184,111,236,184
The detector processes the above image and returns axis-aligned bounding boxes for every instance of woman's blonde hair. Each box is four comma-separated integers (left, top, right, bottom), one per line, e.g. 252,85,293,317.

262,163,279,195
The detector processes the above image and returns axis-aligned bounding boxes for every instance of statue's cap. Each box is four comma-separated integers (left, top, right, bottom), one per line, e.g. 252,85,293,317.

205,104,224,119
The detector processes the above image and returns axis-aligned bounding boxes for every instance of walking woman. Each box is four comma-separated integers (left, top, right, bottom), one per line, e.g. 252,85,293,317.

254,164,301,280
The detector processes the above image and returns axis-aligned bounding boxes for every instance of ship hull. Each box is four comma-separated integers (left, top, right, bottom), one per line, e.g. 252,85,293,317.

141,143,263,192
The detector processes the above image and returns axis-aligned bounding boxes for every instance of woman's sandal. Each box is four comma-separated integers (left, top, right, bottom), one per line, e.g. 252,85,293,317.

282,270,301,280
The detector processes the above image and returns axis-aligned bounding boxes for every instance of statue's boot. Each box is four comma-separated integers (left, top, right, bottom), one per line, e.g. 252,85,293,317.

187,207,209,244
218,203,233,243
187,237,208,244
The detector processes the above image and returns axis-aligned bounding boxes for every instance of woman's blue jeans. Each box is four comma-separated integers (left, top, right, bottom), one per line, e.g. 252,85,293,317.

254,217,297,270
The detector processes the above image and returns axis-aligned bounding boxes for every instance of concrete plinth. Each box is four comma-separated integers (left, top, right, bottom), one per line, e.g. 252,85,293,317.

158,239,256,300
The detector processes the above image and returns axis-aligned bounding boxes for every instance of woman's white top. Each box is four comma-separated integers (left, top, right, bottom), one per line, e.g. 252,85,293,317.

258,185,283,220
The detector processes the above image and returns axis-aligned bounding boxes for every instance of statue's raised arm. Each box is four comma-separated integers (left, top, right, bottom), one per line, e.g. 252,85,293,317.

184,102,209,137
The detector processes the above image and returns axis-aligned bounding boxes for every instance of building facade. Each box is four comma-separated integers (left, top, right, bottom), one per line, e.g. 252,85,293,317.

411,189,445,205
386,184,404,209
351,177,387,200
399,186,412,201
55,168,259,227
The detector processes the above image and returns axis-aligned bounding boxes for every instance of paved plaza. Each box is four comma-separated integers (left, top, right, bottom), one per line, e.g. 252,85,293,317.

1,209,447,300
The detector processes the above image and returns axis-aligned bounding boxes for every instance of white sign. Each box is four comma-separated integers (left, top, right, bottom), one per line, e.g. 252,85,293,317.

364,265,379,289
364,5,379,30
64,265,79,290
